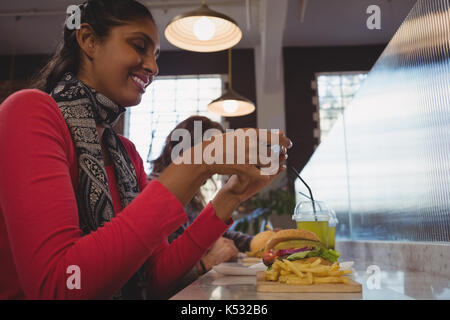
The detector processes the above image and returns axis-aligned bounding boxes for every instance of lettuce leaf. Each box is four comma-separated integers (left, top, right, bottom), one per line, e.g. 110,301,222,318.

319,248,340,262
286,250,311,261
286,247,341,262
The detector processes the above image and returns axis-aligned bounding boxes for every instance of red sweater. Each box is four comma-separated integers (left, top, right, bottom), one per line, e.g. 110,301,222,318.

0,89,230,299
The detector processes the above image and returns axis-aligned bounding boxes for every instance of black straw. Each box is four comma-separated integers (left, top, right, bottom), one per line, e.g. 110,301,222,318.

298,190,312,200
290,166,317,221
288,170,312,200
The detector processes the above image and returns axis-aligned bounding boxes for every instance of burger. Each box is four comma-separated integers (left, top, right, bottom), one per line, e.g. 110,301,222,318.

246,230,276,258
262,229,340,267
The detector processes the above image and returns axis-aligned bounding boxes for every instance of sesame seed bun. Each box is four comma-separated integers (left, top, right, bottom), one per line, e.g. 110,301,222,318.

265,229,320,251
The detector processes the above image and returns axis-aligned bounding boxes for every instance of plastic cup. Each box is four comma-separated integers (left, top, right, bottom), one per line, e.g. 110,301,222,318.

327,210,338,250
292,201,330,248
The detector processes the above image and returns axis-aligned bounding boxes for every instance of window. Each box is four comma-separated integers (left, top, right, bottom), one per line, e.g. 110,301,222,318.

124,74,224,173
124,74,225,203
315,72,368,139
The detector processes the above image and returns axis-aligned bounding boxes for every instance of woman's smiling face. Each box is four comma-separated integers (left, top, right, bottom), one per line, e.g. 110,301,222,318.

79,18,160,107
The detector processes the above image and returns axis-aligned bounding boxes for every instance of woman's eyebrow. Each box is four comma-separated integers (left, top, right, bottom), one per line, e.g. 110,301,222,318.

129,31,160,57
128,31,155,47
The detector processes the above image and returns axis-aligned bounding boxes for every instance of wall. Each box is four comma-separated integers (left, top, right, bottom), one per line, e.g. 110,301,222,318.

0,54,48,102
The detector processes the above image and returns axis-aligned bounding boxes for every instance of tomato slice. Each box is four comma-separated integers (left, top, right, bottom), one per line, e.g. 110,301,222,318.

262,249,278,266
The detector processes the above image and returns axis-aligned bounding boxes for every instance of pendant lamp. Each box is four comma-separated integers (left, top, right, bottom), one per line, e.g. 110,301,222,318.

164,0,242,52
208,49,255,117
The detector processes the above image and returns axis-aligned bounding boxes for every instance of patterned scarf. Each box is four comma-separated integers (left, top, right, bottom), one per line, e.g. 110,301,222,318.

50,72,146,299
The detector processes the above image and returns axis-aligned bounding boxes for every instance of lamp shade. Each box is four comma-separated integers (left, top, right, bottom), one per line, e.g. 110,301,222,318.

207,88,255,117
164,3,242,52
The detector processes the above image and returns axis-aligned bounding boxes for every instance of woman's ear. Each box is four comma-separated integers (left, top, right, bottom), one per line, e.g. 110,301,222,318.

76,23,98,61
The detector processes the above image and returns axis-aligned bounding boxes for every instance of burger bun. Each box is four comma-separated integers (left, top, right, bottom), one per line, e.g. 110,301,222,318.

249,230,275,256
265,229,320,251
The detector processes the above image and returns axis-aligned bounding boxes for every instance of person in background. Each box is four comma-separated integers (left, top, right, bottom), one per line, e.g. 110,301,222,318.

148,116,254,292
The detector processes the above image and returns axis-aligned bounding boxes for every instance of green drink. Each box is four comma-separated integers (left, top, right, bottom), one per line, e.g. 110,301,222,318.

328,226,336,250
293,201,336,248
328,209,338,250
297,220,329,247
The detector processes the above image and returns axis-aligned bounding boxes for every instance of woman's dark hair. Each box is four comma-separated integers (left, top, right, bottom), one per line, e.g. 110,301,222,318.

151,116,225,210
31,0,154,93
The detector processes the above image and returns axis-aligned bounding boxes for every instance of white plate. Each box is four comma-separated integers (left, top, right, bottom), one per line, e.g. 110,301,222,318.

212,262,267,276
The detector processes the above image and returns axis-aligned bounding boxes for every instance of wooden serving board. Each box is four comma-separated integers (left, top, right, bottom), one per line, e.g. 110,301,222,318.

256,271,362,293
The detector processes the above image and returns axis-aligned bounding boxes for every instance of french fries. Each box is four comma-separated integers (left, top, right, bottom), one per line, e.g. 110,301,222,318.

263,257,352,285
283,260,304,278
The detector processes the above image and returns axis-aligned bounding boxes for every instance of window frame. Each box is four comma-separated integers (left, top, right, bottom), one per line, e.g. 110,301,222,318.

313,71,368,144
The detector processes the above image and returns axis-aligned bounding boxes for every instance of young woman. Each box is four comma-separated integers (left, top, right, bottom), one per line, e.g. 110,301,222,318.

0,0,290,299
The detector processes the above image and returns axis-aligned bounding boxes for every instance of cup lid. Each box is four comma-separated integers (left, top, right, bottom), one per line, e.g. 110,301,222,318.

292,201,331,221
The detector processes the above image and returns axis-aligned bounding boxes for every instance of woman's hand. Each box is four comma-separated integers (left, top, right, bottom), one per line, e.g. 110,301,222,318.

211,164,286,222
221,169,286,205
211,143,287,223
203,129,292,178
199,237,239,272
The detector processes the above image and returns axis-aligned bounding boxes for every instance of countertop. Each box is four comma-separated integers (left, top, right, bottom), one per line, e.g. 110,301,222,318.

170,258,450,300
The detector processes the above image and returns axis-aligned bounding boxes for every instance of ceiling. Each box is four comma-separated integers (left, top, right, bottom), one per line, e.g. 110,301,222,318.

0,0,417,55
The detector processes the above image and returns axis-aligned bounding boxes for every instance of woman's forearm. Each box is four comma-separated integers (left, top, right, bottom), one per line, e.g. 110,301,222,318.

157,163,211,206
211,188,241,223
158,163,240,222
